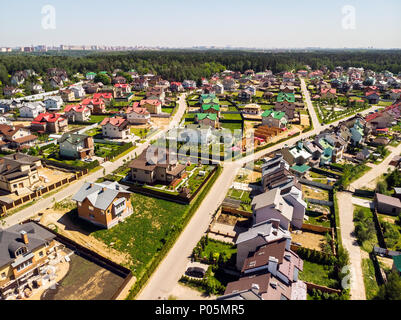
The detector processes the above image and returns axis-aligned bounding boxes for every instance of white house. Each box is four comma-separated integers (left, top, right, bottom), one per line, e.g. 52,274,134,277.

126,106,150,124
100,117,130,139
70,85,86,100
44,96,63,111
19,102,46,118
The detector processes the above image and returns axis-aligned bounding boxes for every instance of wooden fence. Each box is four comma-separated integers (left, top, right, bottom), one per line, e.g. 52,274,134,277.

0,169,88,216
304,281,342,295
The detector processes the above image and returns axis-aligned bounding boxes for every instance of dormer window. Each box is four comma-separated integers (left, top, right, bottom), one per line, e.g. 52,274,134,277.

15,246,27,257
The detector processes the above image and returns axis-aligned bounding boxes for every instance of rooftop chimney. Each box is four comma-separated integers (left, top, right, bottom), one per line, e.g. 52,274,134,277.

268,256,278,276
20,230,29,245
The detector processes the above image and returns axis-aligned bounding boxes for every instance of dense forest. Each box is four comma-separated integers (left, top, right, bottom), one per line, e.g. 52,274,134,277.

1,50,401,85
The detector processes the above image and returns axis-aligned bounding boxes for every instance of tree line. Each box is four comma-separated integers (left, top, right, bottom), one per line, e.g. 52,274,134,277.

1,50,401,86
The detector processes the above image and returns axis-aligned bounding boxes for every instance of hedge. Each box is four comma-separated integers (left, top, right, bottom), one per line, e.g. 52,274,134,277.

126,165,223,299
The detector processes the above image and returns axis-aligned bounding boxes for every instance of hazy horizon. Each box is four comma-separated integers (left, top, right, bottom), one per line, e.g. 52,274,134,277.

1,0,400,49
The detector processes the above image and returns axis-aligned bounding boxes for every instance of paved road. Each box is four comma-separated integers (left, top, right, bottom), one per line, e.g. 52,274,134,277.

137,91,379,300
137,161,242,300
337,192,366,300
350,143,401,191
1,93,188,228
300,77,322,131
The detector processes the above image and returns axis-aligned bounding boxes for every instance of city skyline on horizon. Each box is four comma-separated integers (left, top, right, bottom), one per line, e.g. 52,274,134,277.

1,0,401,49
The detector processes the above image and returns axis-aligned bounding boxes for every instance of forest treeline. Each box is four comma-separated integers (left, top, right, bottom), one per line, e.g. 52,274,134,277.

1,50,401,85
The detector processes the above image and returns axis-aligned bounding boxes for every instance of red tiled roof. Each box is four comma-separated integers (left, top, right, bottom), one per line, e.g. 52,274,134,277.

140,99,161,106
100,116,127,127
82,98,104,106
126,106,149,115
64,104,89,113
32,112,66,123
93,93,112,100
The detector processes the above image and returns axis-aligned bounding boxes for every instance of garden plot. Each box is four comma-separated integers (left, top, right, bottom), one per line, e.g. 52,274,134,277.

302,185,329,201
291,231,327,251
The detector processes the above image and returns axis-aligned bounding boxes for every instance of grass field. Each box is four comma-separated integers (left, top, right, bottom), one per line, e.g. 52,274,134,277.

299,260,339,288
362,258,380,300
93,193,189,277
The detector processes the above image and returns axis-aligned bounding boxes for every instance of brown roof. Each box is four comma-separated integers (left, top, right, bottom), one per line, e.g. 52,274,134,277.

12,135,38,144
242,239,287,273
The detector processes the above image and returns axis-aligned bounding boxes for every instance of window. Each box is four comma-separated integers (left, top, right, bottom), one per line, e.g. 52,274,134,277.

1,272,6,279
89,206,94,211
39,251,44,257
78,202,82,206
16,259,32,272
15,247,27,257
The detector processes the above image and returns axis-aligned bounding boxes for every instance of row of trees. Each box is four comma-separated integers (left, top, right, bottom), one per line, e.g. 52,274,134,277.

1,50,401,87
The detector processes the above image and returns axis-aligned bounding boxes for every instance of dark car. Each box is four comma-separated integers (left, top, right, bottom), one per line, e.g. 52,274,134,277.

185,266,206,278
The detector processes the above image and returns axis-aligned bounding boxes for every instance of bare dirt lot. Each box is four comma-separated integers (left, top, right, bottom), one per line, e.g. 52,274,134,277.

37,201,130,266
37,167,74,187
302,185,329,201
151,117,171,130
40,253,125,300
235,168,261,184
291,231,326,251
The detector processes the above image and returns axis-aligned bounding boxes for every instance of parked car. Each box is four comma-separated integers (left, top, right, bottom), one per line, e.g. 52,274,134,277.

185,266,206,278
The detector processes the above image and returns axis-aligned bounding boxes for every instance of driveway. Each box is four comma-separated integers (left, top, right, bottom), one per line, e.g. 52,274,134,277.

336,192,366,300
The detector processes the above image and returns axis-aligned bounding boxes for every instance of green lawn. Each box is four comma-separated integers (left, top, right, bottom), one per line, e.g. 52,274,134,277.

94,143,121,158
162,107,174,114
299,260,339,288
353,205,378,253
93,193,188,277
220,122,242,133
362,258,380,300
199,239,237,262
88,115,108,124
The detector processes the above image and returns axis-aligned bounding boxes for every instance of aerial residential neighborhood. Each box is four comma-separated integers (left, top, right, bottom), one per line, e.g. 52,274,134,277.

0,0,401,312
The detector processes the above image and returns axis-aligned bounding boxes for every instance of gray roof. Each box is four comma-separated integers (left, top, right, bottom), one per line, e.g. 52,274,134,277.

236,221,273,244
217,289,263,300
72,181,131,210
251,188,280,211
59,132,89,145
0,222,56,268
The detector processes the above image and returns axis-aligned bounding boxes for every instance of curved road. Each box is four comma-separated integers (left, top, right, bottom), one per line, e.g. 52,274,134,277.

137,81,379,300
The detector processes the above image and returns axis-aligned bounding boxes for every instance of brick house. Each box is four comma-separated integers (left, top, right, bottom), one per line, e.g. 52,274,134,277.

59,133,95,160
31,113,68,134
72,181,133,229
63,105,91,123
100,117,129,139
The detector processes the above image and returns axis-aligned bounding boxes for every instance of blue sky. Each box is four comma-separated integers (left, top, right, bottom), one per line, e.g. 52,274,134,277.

1,0,400,48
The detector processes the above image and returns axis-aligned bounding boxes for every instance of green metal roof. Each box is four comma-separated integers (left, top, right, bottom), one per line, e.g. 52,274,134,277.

261,109,286,120
196,113,217,121
393,255,401,273
277,92,295,103
291,164,311,174
201,104,220,111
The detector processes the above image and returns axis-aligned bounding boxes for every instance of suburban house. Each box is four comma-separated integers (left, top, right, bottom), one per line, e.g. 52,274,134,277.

128,146,186,185
59,89,75,102
356,148,371,162
126,105,151,124
44,96,63,111
350,119,365,146
19,102,46,118
146,87,165,104
59,133,95,160
235,219,291,270
365,91,381,104
320,88,337,99
182,80,197,90
242,104,261,115
175,124,216,145
81,98,106,114
133,79,149,91
49,76,63,89
221,232,306,300
114,83,132,98
238,90,252,102
275,93,297,120
139,99,162,114
260,155,301,194
0,222,57,299
261,110,288,129
31,113,68,134
170,82,183,92
86,72,97,80
100,117,129,139
375,193,401,216
222,78,236,91
72,181,133,229
213,83,224,94
0,153,42,194
195,113,219,128
63,104,91,123
280,141,312,166
0,125,38,150
389,89,401,100
93,93,113,105
69,85,86,100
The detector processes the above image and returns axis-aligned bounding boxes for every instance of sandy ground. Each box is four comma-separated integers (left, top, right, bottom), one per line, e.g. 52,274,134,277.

168,283,217,300
300,114,310,127
38,167,74,187
235,168,261,184
302,185,329,201
27,250,71,300
11,121,31,127
377,256,394,270
151,117,171,130
37,205,130,266
291,231,326,251
336,192,366,300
